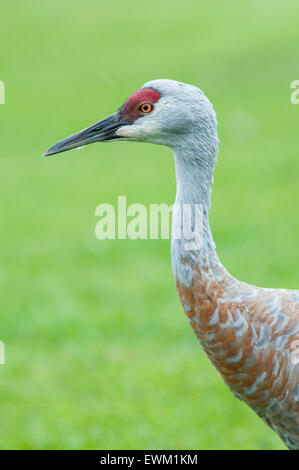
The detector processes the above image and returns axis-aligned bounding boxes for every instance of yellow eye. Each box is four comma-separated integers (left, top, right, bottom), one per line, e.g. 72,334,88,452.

139,102,153,114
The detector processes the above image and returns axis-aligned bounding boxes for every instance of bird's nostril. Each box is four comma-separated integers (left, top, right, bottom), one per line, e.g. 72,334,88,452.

91,127,101,133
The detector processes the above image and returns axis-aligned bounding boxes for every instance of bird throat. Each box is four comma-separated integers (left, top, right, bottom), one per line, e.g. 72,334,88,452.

171,147,247,387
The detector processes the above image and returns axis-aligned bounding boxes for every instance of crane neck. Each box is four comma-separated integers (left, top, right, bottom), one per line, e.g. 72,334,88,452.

173,144,214,208
171,141,228,282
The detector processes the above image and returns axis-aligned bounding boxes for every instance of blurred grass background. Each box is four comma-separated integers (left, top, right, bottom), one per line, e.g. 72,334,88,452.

0,0,299,450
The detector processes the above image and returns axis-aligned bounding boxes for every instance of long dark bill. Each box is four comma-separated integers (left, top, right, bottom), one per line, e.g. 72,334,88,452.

44,110,126,157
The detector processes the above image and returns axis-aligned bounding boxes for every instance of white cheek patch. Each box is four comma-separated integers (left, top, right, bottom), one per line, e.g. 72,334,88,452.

116,125,137,138
116,121,161,139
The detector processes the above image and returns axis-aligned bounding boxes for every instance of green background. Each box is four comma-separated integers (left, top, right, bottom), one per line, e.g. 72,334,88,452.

1,0,299,449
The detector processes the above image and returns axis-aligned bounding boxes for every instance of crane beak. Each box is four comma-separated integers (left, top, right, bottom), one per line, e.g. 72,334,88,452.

43,110,127,157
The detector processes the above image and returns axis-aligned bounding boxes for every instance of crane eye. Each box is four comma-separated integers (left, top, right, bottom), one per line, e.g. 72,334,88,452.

139,102,154,114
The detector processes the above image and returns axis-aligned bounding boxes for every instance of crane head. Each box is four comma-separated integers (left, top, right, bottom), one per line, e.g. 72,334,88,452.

44,79,217,157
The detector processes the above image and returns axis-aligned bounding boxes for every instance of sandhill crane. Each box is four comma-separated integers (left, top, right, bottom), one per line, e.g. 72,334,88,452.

44,79,299,449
